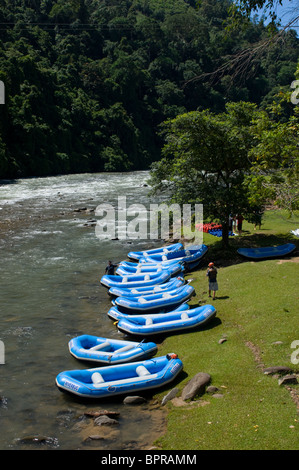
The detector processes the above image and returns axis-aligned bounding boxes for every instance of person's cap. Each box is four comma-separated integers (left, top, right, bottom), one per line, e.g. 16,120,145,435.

208,262,214,266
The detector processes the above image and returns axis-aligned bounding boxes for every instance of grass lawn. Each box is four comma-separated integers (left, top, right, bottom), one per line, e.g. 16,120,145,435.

153,209,299,450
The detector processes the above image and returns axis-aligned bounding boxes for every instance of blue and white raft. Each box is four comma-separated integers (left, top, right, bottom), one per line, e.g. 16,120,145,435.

128,243,183,261
100,270,171,289
141,244,208,270
68,335,157,364
116,305,216,336
108,276,185,298
116,261,183,277
107,302,190,322
56,354,183,399
114,284,195,313
237,243,296,260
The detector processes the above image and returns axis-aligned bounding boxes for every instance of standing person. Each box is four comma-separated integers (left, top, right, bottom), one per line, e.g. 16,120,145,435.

237,214,244,235
232,216,237,235
105,260,118,275
253,210,262,230
206,262,218,300
229,214,233,232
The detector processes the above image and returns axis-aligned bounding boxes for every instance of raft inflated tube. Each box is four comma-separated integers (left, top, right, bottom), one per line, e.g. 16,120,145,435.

154,285,162,292
89,341,111,351
110,344,135,355
136,365,151,376
91,372,105,384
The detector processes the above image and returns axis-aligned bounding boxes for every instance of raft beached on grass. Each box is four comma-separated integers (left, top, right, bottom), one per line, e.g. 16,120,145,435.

141,244,208,270
237,243,296,260
116,304,216,337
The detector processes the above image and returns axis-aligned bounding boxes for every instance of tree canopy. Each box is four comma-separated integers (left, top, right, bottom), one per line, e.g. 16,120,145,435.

149,88,299,245
0,0,298,178
149,101,262,245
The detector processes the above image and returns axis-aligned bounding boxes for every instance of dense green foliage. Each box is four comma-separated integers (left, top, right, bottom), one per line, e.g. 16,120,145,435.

0,0,298,178
149,101,261,246
148,94,299,245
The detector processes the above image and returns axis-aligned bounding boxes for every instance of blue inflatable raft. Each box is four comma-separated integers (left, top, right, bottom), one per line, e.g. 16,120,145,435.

115,284,195,313
68,335,157,364
116,304,216,336
120,259,183,268
56,354,183,399
100,270,171,289
107,302,190,321
116,262,183,277
128,243,183,261
237,243,296,260
108,276,185,297
141,244,208,270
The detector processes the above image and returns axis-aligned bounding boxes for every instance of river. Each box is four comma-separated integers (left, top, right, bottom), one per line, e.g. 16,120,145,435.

0,171,169,450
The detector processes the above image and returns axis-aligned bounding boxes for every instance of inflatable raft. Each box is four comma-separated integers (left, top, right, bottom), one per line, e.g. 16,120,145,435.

68,335,157,364
108,276,185,298
128,243,183,261
141,244,208,270
115,284,195,313
107,302,190,321
116,261,183,277
120,259,183,268
56,354,183,399
237,243,296,260
116,304,216,336
100,270,171,289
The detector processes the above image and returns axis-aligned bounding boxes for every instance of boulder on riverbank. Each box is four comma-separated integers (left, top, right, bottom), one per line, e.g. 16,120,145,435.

181,372,211,401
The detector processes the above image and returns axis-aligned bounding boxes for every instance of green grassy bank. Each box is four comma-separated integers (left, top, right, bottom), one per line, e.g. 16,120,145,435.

154,210,299,450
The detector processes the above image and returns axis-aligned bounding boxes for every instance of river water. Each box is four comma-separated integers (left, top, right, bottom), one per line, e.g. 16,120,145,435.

0,171,170,450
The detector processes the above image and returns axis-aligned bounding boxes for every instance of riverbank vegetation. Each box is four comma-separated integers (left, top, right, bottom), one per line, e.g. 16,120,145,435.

0,0,299,178
154,209,299,450
149,93,299,245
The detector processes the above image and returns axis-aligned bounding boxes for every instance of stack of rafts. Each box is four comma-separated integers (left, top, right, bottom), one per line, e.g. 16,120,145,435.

102,242,215,339
56,243,216,400
196,223,235,237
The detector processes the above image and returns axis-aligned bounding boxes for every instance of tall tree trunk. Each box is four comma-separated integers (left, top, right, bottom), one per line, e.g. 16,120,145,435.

221,221,230,248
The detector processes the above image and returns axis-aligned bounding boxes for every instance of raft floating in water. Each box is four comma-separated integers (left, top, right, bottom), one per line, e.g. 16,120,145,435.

114,284,195,313
116,261,183,277
56,354,183,399
108,276,185,298
68,335,157,364
128,243,183,261
107,302,190,321
100,270,171,289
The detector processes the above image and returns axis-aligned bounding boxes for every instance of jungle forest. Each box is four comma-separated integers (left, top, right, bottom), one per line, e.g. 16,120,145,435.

0,0,298,179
